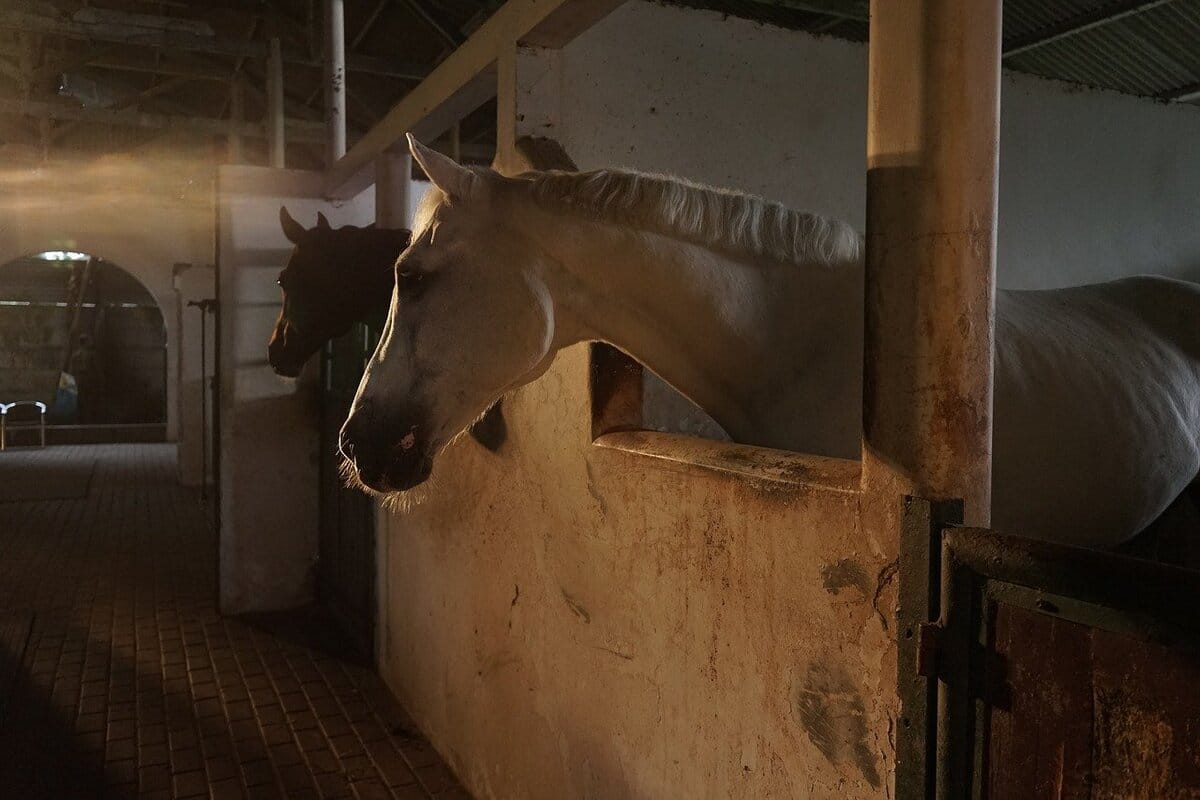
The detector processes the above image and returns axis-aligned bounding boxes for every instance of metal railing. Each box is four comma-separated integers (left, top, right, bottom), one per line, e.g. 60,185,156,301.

0,401,48,450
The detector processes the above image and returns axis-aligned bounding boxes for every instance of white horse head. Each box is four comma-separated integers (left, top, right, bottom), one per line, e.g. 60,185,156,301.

339,136,559,494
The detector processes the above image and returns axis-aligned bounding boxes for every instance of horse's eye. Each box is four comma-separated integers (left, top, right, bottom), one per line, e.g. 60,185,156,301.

397,270,424,291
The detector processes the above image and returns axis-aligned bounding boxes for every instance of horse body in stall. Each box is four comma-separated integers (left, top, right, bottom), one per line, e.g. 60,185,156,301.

339,136,1200,549
268,207,507,450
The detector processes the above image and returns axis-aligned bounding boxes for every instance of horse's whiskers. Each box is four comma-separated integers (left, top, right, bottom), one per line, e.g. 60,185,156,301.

337,451,437,513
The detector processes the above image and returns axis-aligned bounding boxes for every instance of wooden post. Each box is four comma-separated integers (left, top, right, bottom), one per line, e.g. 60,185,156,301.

861,0,1002,528
324,0,347,166
267,36,286,168
375,149,411,230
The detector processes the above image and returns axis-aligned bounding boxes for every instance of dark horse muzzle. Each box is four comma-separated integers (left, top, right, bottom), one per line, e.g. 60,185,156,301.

268,319,319,378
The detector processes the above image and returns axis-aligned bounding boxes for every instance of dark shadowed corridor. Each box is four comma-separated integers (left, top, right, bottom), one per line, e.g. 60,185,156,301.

0,444,467,800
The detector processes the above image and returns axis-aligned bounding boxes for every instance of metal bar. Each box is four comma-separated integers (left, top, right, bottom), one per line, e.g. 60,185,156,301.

51,75,194,143
0,8,429,79
216,15,260,122
0,97,325,141
267,36,286,167
31,44,121,82
944,528,1200,637
752,0,868,20
63,56,233,82
1162,80,1200,102
399,0,464,48
228,77,244,162
935,531,978,800
324,0,347,165
350,0,390,51
60,257,94,378
896,497,963,800
1002,0,1178,58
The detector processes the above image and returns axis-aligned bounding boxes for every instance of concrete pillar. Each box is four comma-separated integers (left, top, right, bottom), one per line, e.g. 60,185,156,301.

375,150,411,230
861,0,1002,527
267,37,286,168
324,0,347,166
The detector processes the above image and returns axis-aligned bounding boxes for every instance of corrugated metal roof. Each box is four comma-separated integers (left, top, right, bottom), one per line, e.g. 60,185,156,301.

670,0,1200,104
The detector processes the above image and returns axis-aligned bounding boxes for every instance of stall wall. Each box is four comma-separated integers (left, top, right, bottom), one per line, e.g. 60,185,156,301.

375,3,1199,799
0,157,214,455
216,166,374,614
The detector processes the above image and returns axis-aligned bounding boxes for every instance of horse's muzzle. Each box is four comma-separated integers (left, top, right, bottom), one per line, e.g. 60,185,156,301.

339,404,434,493
267,321,314,378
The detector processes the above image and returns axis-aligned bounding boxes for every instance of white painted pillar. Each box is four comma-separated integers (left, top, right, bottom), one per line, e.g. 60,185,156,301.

324,0,347,166
267,37,286,168
861,0,1002,527
375,150,411,229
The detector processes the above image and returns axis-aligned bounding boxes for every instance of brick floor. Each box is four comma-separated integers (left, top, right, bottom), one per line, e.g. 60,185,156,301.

0,444,471,800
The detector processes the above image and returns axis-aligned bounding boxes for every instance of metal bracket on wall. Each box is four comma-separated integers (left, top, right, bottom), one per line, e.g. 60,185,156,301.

896,496,963,800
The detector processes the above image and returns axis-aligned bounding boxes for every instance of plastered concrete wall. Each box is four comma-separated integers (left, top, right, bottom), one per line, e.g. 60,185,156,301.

217,166,374,614
0,158,214,452
379,348,888,799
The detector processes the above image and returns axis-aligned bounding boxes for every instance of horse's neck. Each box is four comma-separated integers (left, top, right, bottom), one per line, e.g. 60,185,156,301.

515,206,864,456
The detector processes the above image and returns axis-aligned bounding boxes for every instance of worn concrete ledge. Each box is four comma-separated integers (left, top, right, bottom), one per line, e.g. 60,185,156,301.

592,429,862,493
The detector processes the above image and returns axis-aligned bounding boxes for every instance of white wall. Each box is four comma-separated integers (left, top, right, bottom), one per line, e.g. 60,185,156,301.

217,166,375,614
520,0,1200,437
527,1,1200,289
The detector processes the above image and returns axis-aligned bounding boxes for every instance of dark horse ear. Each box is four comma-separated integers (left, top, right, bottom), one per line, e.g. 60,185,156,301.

316,212,331,230
280,206,305,244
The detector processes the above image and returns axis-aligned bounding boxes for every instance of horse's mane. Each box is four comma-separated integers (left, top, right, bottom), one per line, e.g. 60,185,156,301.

516,168,863,268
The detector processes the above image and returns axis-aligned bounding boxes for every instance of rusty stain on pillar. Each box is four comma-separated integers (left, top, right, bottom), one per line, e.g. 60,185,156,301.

862,0,1001,529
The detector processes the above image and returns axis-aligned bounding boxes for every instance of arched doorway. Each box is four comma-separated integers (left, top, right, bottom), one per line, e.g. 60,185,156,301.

0,251,167,439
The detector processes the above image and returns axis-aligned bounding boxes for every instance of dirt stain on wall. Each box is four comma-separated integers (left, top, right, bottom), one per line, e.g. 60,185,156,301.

794,662,881,788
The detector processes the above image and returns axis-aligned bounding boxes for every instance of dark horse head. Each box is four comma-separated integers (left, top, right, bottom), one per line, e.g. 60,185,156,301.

269,207,408,378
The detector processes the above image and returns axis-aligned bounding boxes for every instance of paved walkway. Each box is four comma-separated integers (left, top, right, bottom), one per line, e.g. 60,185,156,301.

0,444,469,800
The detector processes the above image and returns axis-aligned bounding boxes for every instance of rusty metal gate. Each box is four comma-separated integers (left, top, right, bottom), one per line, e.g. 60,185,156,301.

317,322,378,661
899,498,1200,799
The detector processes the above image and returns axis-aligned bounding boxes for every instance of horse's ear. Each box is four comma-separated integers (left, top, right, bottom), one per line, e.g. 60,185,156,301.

280,206,305,243
316,211,331,230
408,133,477,201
